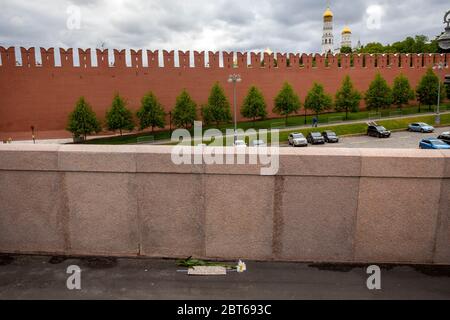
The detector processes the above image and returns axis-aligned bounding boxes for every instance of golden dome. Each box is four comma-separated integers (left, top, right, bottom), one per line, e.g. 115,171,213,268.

342,26,352,34
323,8,333,18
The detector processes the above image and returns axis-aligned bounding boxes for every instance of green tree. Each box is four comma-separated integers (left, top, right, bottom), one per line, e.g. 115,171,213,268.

340,46,352,54
273,82,301,126
364,73,392,112
66,96,101,141
334,75,362,120
416,68,445,112
105,94,135,135
240,86,267,125
173,89,197,128
304,82,333,118
391,74,415,109
136,91,166,132
201,82,232,125
356,34,440,54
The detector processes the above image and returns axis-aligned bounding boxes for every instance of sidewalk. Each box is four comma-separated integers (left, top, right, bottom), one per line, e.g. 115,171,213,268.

0,255,449,299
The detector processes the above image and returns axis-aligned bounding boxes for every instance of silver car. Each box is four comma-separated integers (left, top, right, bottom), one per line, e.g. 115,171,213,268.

288,133,308,147
408,122,434,133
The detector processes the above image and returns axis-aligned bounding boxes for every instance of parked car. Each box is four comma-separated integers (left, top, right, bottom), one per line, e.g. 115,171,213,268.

408,122,435,133
234,140,247,147
252,139,267,147
437,132,450,144
307,132,325,144
322,130,339,143
419,138,450,149
288,133,308,147
367,124,391,138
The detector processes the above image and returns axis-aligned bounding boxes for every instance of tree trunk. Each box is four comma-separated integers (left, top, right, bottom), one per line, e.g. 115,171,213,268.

285,114,288,127
345,108,348,120
120,129,123,136
304,109,307,125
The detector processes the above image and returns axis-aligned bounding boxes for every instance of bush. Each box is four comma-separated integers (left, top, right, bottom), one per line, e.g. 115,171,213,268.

334,75,362,119
273,82,301,126
105,94,135,135
173,89,197,129
391,74,415,108
304,82,333,117
241,86,267,124
365,73,392,111
66,97,101,141
137,92,166,132
201,82,232,125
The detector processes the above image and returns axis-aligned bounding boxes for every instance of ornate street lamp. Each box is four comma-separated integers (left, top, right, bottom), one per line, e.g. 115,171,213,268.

228,74,242,144
437,10,450,50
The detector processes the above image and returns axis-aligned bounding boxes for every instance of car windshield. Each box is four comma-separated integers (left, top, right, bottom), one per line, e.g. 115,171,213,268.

418,123,428,126
376,126,386,131
431,140,447,146
311,133,321,137
326,132,336,136
292,134,304,139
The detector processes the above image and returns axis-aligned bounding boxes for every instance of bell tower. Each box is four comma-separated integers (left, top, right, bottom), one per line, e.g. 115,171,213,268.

322,4,334,54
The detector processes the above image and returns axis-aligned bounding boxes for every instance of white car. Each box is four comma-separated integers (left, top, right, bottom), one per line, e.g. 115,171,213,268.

288,133,308,147
234,140,247,147
252,139,267,147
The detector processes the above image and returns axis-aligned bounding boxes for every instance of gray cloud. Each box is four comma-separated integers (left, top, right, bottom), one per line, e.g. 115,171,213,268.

0,0,448,53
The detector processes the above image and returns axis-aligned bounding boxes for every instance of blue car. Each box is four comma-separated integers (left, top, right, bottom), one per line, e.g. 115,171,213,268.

419,138,450,149
408,122,435,133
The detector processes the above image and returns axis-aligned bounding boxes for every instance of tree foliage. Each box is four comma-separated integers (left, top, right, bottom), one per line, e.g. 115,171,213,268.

201,82,232,125
105,93,135,135
240,86,267,123
364,73,392,111
340,46,352,54
136,91,166,132
391,74,415,108
304,82,333,117
334,75,362,119
66,96,101,140
173,89,197,128
356,35,440,54
416,68,445,109
273,82,301,126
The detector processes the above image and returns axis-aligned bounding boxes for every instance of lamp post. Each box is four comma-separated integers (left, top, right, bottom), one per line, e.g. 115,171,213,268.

432,62,448,125
437,10,450,51
228,74,242,143
433,10,450,126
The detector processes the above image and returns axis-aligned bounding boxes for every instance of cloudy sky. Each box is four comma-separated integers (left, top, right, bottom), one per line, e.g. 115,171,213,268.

0,0,448,54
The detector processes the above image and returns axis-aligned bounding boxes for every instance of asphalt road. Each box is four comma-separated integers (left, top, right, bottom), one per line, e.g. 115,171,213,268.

283,126,450,149
0,255,449,300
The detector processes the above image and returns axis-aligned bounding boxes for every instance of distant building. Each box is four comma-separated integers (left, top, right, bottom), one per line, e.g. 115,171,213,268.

321,4,359,53
341,26,352,49
322,7,334,54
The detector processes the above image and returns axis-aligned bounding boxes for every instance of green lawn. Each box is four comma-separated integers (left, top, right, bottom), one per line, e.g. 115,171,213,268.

83,103,450,145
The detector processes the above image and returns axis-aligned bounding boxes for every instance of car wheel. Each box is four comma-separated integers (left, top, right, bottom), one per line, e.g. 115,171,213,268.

421,129,424,133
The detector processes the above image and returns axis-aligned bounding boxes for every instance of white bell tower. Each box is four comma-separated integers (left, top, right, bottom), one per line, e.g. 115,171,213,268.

322,5,334,54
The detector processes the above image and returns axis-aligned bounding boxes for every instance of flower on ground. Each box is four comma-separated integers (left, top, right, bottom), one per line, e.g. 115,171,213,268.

237,260,247,273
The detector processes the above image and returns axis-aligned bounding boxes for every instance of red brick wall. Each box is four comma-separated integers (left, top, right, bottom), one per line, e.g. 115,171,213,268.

1,46,449,134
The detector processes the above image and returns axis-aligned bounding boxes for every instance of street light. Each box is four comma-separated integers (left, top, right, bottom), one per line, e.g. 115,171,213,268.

228,74,242,143
432,62,449,125
437,10,450,50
